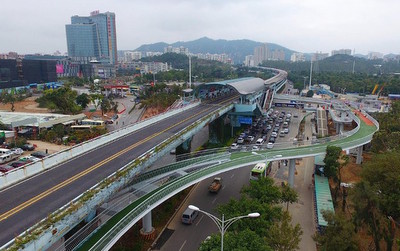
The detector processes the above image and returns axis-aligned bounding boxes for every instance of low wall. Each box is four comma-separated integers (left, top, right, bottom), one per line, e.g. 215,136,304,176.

0,102,201,190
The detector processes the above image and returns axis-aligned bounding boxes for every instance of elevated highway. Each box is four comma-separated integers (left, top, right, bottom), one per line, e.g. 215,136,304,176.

82,104,378,251
0,96,238,249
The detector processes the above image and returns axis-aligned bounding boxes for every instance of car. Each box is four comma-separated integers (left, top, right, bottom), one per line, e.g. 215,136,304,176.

21,144,35,151
31,151,48,159
19,156,41,162
283,122,289,128
269,137,276,143
9,161,27,168
278,117,283,123
275,122,281,127
293,114,299,118
0,164,14,173
266,125,272,130
246,135,255,142
273,127,279,133
284,128,289,134
11,148,24,155
252,145,260,151
266,142,274,149
230,143,239,150
279,131,286,137
285,118,291,123
244,129,250,134
239,132,246,138
256,138,264,145
237,137,245,144
262,128,269,134
170,149,176,154
271,132,278,138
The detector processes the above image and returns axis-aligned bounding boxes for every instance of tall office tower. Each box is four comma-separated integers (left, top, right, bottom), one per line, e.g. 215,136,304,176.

66,11,117,65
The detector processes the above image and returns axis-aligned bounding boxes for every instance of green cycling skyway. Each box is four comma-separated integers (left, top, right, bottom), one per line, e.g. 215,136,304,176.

81,112,377,251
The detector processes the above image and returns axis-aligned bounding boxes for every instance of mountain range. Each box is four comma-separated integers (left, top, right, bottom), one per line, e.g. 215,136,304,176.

133,37,296,63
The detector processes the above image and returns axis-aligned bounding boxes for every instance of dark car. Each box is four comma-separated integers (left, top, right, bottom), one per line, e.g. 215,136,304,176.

9,161,27,168
269,137,276,143
0,165,14,173
31,151,48,159
21,144,35,151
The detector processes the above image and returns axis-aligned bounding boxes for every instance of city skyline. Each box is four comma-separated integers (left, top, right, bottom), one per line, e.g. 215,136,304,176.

1,0,399,55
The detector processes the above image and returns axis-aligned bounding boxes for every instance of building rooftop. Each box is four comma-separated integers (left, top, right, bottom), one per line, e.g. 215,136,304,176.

0,112,86,128
205,77,265,95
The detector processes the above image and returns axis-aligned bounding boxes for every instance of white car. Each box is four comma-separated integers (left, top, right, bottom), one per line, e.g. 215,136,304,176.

237,137,245,144
11,148,24,155
271,132,278,138
284,128,289,134
279,131,286,137
230,143,239,150
252,145,260,151
266,142,274,149
246,135,255,142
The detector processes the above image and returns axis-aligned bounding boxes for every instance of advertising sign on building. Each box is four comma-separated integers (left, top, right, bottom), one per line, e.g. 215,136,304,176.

238,116,252,125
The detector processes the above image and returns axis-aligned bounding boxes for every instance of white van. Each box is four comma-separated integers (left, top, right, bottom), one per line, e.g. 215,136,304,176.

0,148,12,155
181,207,199,224
0,153,16,164
256,138,264,145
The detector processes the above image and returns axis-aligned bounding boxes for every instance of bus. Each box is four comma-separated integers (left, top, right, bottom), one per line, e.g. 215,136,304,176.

250,162,272,180
81,119,105,127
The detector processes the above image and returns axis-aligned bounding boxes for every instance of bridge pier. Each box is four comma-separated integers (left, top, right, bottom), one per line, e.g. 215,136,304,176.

288,159,296,188
140,211,156,239
356,145,363,164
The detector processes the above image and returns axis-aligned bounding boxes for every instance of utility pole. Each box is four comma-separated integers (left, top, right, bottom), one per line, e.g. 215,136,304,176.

188,55,192,88
309,60,313,89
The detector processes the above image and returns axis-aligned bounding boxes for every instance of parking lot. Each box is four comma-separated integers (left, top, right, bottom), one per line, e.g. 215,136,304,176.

230,107,303,151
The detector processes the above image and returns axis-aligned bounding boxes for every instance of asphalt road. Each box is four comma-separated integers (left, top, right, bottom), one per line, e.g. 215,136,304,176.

0,95,237,247
155,165,253,251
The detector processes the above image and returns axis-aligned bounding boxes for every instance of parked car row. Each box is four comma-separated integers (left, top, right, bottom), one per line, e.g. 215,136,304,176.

0,150,48,174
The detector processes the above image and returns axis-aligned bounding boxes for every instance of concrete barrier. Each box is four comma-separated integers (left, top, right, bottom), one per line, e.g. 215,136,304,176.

0,102,201,190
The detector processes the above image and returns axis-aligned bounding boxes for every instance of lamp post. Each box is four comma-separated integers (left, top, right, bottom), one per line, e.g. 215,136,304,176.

188,205,260,251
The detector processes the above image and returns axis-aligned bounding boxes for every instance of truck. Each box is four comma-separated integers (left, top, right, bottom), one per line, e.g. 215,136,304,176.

208,177,222,193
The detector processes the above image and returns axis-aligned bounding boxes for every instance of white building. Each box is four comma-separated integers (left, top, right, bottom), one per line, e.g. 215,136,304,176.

368,52,384,60
331,49,352,56
244,55,255,67
290,52,305,62
312,52,329,61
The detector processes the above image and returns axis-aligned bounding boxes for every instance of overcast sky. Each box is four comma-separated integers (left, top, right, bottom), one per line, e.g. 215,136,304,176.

1,0,399,55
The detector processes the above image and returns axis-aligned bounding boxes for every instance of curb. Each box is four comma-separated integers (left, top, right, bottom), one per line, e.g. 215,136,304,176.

148,183,199,251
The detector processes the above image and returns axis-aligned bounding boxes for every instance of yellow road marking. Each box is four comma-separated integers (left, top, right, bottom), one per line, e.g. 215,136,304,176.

0,96,237,222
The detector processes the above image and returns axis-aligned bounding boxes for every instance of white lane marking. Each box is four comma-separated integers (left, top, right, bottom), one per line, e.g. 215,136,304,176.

179,240,187,251
196,215,204,226
212,197,217,204
230,174,235,178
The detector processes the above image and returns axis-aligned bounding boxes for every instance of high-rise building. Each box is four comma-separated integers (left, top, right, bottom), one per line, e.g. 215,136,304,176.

312,52,329,61
66,11,117,65
290,52,305,62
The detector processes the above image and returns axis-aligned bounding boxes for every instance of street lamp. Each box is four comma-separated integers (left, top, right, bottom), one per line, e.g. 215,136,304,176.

188,205,260,251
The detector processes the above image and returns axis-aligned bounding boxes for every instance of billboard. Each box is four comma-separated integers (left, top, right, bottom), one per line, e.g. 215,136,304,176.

56,64,64,74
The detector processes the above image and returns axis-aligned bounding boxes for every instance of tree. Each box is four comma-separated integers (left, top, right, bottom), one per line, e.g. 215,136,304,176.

280,184,298,211
323,145,342,203
313,210,358,251
266,211,303,251
100,98,112,115
76,93,90,109
241,177,281,204
199,229,271,251
0,92,17,112
306,90,314,97
352,151,400,250
36,87,81,114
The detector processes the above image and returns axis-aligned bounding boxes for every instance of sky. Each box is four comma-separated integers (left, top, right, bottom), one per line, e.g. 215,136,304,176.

1,0,399,55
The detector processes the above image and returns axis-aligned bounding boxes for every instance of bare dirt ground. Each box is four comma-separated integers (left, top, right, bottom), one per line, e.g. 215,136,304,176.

141,107,165,120
0,96,49,113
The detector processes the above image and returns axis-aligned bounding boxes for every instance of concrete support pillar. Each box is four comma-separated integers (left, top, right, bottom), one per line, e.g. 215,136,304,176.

288,159,296,188
339,123,344,134
142,211,153,233
356,145,363,164
140,211,156,240
336,123,340,134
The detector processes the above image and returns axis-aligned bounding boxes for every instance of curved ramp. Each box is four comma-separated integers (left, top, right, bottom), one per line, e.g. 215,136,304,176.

82,109,378,251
